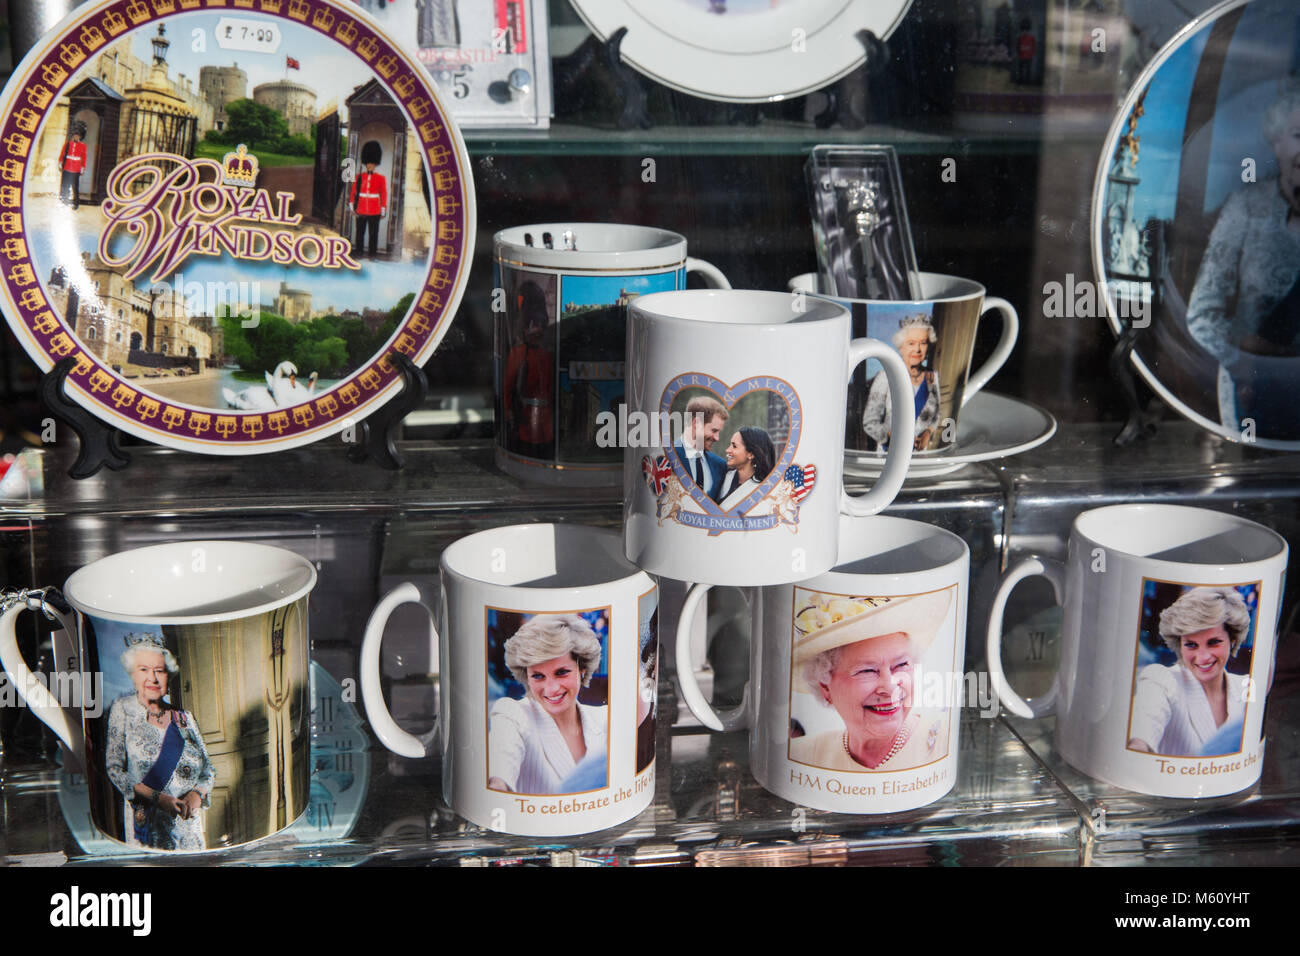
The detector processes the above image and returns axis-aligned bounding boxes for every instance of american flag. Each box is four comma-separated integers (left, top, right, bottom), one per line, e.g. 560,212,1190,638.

784,463,816,501
643,455,673,496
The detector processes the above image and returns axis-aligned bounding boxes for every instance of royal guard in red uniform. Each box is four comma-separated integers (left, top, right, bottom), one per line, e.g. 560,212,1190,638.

59,125,88,209
502,280,555,458
349,140,388,259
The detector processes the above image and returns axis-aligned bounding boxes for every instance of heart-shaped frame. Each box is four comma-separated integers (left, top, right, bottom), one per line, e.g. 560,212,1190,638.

659,372,803,518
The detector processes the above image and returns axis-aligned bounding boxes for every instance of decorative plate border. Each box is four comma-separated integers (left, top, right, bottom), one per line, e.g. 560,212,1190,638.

0,0,475,454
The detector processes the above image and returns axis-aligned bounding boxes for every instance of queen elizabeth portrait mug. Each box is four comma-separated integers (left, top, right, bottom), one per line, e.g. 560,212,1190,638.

623,289,915,587
987,504,1287,798
788,272,1018,457
0,541,315,851
494,223,730,486
360,523,658,836
677,515,969,813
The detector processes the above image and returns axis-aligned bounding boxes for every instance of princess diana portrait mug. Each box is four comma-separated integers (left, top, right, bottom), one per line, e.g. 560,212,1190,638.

494,223,730,486
788,272,1018,457
987,504,1287,798
623,289,915,587
0,541,315,851
677,515,969,813
360,523,658,836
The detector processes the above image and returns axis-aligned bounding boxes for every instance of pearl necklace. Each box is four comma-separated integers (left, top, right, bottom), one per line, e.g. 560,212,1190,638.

843,722,912,769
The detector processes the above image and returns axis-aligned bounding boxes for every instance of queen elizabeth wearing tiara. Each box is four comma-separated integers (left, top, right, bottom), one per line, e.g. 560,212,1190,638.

105,632,216,851
862,313,941,452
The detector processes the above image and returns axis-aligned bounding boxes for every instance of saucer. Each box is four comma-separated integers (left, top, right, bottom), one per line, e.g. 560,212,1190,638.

845,391,1056,478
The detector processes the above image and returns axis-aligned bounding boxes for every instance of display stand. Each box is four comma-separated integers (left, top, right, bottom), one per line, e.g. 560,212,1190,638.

1109,326,1160,445
814,30,888,130
39,357,131,480
553,28,652,130
346,352,429,471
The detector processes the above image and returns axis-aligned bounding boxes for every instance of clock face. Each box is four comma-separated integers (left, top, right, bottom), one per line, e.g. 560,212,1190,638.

0,0,474,454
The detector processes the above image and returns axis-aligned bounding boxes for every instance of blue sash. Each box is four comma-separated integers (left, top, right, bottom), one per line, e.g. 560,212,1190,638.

913,377,930,420
132,719,183,845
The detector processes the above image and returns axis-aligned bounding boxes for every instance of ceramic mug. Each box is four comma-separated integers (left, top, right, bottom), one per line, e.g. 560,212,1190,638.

0,541,316,851
788,272,1018,456
623,289,914,587
494,223,730,486
676,515,969,812
987,504,1287,798
360,523,659,836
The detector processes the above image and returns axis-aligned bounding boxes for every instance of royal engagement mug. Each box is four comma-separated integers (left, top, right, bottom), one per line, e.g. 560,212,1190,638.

361,523,658,836
987,504,1287,798
0,541,315,851
677,515,969,812
788,272,1018,456
494,223,730,486
623,289,915,587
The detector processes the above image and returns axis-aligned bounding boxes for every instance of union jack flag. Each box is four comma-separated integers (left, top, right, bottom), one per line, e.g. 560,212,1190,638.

643,455,673,496
784,463,816,501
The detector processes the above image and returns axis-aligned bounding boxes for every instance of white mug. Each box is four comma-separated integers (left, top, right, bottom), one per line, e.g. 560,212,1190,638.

987,504,1287,798
788,272,1018,456
677,515,969,813
360,523,659,836
0,541,316,852
622,289,915,587
494,223,730,486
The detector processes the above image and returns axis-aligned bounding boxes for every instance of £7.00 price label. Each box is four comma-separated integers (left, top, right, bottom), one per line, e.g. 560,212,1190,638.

215,17,282,55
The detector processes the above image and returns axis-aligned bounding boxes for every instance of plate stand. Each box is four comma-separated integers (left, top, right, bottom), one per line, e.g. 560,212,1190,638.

814,29,888,130
554,27,652,130
346,352,429,471
39,357,131,480
1110,325,1161,445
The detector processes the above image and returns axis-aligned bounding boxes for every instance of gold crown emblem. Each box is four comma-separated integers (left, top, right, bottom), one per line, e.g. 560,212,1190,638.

152,0,177,14
79,25,106,51
222,144,259,188
103,11,128,35
259,0,284,12
4,133,31,158
392,74,415,98
0,211,24,233
375,54,398,79
125,1,150,24
356,36,379,60
1,158,26,183
59,43,86,68
335,19,358,44
13,108,40,133
233,0,257,7
177,0,202,8
26,85,52,109
311,7,334,30
41,62,69,86
287,0,310,20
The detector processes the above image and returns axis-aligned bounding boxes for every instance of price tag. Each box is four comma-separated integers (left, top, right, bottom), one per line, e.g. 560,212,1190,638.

215,17,282,55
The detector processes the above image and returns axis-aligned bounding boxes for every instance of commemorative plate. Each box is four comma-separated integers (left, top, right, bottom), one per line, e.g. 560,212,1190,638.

0,0,474,454
1092,0,1300,449
568,0,913,104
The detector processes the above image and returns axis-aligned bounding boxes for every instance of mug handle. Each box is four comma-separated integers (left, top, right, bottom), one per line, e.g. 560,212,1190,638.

841,337,914,517
0,588,85,763
686,256,731,290
360,582,439,758
962,297,1019,404
674,583,752,732
985,557,1065,719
